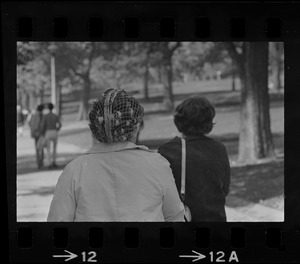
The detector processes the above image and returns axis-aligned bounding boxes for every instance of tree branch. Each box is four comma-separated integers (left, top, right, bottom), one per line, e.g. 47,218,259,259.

69,65,84,79
169,42,181,53
86,42,95,74
224,42,239,63
223,42,244,75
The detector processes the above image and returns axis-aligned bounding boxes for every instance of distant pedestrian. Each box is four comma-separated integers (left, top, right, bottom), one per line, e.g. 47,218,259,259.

158,96,231,222
29,104,45,169
41,103,62,168
17,105,25,136
47,89,184,222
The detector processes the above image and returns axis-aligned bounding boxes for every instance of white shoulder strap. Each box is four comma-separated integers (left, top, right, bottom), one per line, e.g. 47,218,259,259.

181,138,186,200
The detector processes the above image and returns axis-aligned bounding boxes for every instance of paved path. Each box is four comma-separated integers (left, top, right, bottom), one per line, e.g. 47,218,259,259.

16,130,283,222
17,168,284,222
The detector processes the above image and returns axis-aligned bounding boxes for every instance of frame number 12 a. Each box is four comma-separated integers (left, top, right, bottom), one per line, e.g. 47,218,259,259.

179,250,239,262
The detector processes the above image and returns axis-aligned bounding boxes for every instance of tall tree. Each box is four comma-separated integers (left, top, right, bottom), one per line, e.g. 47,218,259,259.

269,42,284,92
224,42,275,164
141,42,156,100
17,42,51,110
231,60,237,91
93,42,143,91
175,42,232,83
55,42,98,120
157,42,181,112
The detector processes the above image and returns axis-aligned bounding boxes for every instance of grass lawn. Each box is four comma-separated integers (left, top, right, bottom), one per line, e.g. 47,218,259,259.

226,158,284,209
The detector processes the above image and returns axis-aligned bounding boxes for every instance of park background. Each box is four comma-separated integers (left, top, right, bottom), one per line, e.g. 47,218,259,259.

16,42,284,222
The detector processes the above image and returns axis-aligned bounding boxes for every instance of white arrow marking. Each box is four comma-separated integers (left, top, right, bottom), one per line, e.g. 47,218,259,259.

53,250,78,262
179,250,206,262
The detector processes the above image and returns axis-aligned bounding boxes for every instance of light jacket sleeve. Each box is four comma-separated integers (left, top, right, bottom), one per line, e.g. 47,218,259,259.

47,164,76,222
162,178,185,222
159,157,185,222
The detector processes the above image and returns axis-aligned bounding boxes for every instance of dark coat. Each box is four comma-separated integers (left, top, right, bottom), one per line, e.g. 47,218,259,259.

158,135,230,222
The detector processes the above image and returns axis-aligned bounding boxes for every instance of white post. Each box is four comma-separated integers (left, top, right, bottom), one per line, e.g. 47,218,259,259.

51,55,56,107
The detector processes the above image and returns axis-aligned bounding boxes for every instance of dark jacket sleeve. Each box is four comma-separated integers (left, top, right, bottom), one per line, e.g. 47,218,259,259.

40,115,46,136
222,146,231,196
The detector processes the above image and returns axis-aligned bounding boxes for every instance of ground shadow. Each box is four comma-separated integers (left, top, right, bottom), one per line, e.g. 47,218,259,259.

19,185,56,197
17,152,81,175
227,158,284,207
17,213,46,222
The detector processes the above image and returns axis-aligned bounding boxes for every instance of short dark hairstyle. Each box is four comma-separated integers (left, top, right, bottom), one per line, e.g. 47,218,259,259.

37,104,44,112
174,96,215,136
48,103,54,110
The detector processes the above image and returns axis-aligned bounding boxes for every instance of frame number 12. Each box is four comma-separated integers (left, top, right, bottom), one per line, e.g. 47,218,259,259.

81,251,97,262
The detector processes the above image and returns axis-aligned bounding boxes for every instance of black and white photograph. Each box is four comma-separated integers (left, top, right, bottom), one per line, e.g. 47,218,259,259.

16,41,284,222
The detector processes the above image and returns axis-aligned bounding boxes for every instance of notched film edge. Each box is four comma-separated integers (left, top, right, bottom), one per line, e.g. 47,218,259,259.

3,1,300,263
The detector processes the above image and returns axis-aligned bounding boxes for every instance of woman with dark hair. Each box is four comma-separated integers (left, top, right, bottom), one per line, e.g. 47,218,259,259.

48,89,184,222
158,96,230,222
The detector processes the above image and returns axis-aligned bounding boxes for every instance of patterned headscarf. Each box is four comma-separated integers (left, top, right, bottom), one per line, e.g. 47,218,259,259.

89,89,144,143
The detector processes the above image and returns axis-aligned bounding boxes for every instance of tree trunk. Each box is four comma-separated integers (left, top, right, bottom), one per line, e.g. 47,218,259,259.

39,89,44,105
29,91,36,110
274,43,282,93
77,77,91,120
144,62,149,100
20,89,30,109
162,57,174,112
276,61,281,92
183,73,188,83
269,42,282,93
56,85,62,118
210,63,214,80
238,42,275,164
17,88,21,105
23,91,30,110
157,64,162,84
232,71,236,91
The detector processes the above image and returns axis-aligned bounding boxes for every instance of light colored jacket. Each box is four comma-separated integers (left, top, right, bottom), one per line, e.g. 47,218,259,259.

47,141,185,222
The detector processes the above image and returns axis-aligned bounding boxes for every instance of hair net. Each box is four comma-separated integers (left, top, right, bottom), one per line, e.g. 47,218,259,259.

89,89,144,143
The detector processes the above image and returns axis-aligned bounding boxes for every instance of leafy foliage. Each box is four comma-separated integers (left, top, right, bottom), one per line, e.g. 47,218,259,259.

17,41,283,109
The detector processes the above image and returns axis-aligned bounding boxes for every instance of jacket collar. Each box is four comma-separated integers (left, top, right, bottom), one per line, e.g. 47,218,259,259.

177,134,211,141
85,141,154,154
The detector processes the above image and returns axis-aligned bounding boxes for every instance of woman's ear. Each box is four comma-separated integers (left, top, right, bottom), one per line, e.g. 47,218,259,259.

129,130,139,143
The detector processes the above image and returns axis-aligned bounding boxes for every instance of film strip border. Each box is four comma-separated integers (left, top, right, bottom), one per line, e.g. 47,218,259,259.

3,1,300,263
16,16,282,40
4,3,300,41
13,223,287,263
